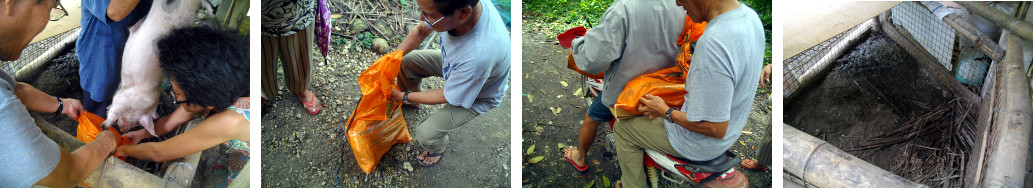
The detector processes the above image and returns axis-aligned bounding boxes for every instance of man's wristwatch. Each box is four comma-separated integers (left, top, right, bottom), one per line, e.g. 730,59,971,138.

54,96,63,115
403,91,412,103
663,108,676,123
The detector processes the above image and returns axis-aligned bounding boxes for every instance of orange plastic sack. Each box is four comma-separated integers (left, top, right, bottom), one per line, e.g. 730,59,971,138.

347,51,412,173
566,52,605,79
613,17,706,116
76,111,131,160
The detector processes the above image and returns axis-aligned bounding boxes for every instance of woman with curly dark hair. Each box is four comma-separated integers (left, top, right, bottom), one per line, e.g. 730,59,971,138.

116,26,251,185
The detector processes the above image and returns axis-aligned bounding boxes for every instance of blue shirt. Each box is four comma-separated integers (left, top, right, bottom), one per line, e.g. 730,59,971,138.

0,69,61,187
666,4,765,161
77,0,151,102
438,0,510,114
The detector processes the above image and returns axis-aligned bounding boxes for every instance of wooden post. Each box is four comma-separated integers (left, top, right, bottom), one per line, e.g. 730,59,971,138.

957,1,1033,43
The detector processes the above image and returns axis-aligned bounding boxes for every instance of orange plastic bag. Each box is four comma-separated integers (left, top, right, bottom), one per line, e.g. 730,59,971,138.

347,51,412,173
76,111,131,160
613,17,706,116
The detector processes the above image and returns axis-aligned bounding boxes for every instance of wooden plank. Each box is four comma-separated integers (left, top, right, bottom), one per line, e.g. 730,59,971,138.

783,1,901,60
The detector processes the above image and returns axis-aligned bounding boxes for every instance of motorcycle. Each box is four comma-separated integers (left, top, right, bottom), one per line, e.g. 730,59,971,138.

580,75,748,188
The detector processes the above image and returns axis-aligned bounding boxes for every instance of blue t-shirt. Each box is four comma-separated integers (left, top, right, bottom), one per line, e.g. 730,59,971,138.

77,0,152,102
665,4,765,161
438,0,510,114
0,70,61,187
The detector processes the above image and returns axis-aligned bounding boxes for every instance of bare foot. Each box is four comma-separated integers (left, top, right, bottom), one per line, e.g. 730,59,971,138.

563,146,587,167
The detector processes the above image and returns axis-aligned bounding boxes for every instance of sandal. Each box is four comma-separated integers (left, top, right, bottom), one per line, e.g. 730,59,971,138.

297,92,322,115
417,151,444,167
739,159,767,171
563,147,588,172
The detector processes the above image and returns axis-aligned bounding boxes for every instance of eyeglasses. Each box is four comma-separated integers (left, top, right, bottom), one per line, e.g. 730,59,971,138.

421,12,445,28
415,0,446,28
50,0,67,21
170,88,193,106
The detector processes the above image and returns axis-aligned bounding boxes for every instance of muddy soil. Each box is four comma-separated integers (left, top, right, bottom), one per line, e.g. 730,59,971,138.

520,18,773,187
260,2,511,185
785,31,966,184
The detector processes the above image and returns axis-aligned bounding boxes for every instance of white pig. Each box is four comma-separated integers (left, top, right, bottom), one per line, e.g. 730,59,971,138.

103,0,201,136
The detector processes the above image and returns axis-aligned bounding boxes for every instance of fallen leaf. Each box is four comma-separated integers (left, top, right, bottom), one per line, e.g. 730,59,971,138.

561,81,569,87
558,143,566,149
526,144,536,155
583,179,595,188
331,14,343,19
592,160,600,165
574,88,582,96
527,94,534,103
603,176,610,187
528,156,545,164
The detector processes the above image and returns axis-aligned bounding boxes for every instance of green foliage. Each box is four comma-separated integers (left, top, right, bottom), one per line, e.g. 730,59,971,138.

356,32,374,49
743,0,772,65
399,0,409,6
524,0,614,29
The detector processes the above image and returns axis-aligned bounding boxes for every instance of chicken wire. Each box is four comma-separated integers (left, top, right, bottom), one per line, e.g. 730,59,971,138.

783,25,849,98
0,27,80,74
892,1,956,71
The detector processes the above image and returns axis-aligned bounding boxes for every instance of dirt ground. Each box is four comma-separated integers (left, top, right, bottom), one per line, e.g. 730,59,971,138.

520,19,773,187
785,31,969,186
259,1,511,186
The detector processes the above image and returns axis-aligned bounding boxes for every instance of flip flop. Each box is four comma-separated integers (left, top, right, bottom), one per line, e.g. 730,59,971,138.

417,151,444,167
297,92,322,115
739,159,767,171
563,147,588,172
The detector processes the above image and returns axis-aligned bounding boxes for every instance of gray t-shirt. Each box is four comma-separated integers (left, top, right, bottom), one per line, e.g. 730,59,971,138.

665,4,765,161
571,0,685,107
0,70,61,187
439,0,511,114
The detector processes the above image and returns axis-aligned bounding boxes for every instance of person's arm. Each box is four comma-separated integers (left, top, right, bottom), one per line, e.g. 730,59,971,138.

106,0,142,22
394,24,434,55
35,131,117,187
116,110,248,162
13,82,83,119
638,95,729,138
570,2,627,74
123,105,197,143
390,88,447,105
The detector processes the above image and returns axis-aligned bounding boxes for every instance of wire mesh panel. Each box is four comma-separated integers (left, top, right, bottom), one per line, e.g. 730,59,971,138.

892,1,956,70
783,26,850,99
0,27,80,74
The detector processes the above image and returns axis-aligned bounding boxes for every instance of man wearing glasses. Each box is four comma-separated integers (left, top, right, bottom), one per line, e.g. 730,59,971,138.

76,0,151,119
1,0,116,186
388,0,510,167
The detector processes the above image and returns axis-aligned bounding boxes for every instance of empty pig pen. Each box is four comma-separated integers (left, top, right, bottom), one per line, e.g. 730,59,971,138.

783,1,1033,187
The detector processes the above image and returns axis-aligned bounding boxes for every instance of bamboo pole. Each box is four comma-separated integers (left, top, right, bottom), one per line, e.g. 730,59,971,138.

957,1,1033,43
783,125,928,187
978,33,1032,187
942,13,1006,62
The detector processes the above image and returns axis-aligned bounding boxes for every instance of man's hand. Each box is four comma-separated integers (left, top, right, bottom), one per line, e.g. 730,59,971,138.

637,94,670,119
96,130,118,154
759,64,772,88
390,88,406,102
60,98,84,119
123,129,153,144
